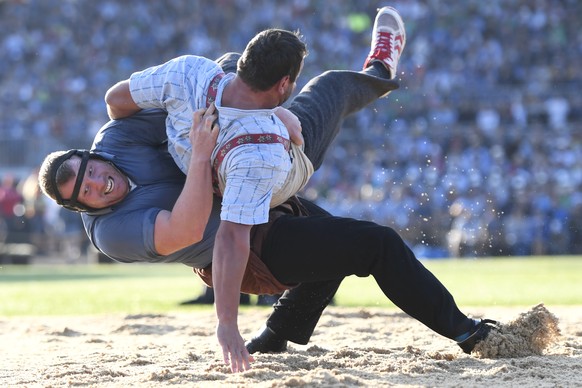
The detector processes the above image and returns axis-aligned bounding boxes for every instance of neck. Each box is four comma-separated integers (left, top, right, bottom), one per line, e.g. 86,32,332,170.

221,76,279,110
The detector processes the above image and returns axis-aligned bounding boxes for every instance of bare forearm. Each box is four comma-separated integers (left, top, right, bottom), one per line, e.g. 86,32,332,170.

153,105,219,255
154,157,213,255
105,80,142,119
213,221,253,372
213,222,251,324
172,157,214,240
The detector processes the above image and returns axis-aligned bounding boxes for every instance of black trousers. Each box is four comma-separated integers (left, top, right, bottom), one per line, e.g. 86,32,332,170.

260,67,473,345
261,198,472,344
216,52,399,171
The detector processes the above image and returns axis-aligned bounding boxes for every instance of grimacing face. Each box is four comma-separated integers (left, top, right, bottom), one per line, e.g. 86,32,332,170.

59,156,130,210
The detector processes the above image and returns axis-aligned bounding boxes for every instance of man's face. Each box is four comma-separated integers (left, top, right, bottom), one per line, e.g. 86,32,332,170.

59,156,130,210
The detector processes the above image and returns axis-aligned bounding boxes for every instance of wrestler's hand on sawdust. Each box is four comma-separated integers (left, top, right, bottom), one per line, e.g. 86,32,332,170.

216,322,255,373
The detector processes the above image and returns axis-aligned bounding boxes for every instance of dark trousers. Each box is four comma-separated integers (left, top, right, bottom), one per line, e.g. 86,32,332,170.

262,199,471,344
259,69,473,345
290,66,398,170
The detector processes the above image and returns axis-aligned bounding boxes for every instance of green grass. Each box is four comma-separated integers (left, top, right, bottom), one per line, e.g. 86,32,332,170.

339,256,582,308
0,264,207,316
0,257,580,316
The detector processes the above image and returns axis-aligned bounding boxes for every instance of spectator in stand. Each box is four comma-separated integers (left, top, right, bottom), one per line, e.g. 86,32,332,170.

0,174,24,243
2,0,582,256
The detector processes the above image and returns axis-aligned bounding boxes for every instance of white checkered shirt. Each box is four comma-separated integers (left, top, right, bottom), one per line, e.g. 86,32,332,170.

130,56,308,225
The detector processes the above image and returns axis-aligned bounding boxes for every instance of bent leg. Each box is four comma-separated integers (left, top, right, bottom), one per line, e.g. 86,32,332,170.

214,52,397,171
262,214,475,340
289,68,398,169
254,198,340,345
266,279,341,344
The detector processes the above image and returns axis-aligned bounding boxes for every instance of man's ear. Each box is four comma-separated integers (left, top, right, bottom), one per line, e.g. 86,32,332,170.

276,75,291,94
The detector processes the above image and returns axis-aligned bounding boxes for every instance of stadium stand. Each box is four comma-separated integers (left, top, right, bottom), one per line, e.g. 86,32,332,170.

1,0,581,259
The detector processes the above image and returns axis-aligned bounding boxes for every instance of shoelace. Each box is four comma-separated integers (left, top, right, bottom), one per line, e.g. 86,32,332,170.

372,31,395,63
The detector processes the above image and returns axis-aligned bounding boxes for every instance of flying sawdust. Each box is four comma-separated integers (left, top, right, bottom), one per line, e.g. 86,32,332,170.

474,303,561,358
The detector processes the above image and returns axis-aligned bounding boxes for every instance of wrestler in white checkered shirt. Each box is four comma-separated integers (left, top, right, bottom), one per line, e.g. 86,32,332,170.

129,55,313,225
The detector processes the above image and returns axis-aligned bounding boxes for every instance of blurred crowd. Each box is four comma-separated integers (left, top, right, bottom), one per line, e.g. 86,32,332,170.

0,169,89,261
1,0,582,259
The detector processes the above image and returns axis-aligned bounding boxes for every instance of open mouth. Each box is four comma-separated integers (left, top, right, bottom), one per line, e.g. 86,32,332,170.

104,177,114,195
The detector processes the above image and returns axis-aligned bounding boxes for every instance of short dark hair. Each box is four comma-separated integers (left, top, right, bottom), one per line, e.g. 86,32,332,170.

237,29,307,91
38,150,77,201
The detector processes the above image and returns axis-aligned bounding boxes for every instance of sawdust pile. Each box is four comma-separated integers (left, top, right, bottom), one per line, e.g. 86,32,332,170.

1,305,579,387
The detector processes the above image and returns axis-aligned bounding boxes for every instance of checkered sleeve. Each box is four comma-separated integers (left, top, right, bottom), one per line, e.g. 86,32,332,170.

129,55,221,112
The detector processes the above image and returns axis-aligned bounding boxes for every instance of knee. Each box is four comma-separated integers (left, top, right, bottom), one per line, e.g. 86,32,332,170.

373,225,415,258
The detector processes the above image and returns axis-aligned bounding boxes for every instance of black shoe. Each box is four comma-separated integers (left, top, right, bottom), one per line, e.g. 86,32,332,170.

457,319,500,354
245,326,288,354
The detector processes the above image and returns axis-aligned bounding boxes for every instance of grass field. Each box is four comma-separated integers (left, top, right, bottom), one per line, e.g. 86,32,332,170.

0,256,580,316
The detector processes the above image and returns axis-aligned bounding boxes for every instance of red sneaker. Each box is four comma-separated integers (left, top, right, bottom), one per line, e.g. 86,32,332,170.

363,6,406,79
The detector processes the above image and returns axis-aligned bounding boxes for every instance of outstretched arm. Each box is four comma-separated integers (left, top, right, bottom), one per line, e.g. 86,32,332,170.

153,104,219,255
105,80,142,119
213,220,254,373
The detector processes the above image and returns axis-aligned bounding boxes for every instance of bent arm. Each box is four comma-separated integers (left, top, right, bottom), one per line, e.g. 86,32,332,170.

153,106,219,255
153,158,213,255
105,80,142,119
